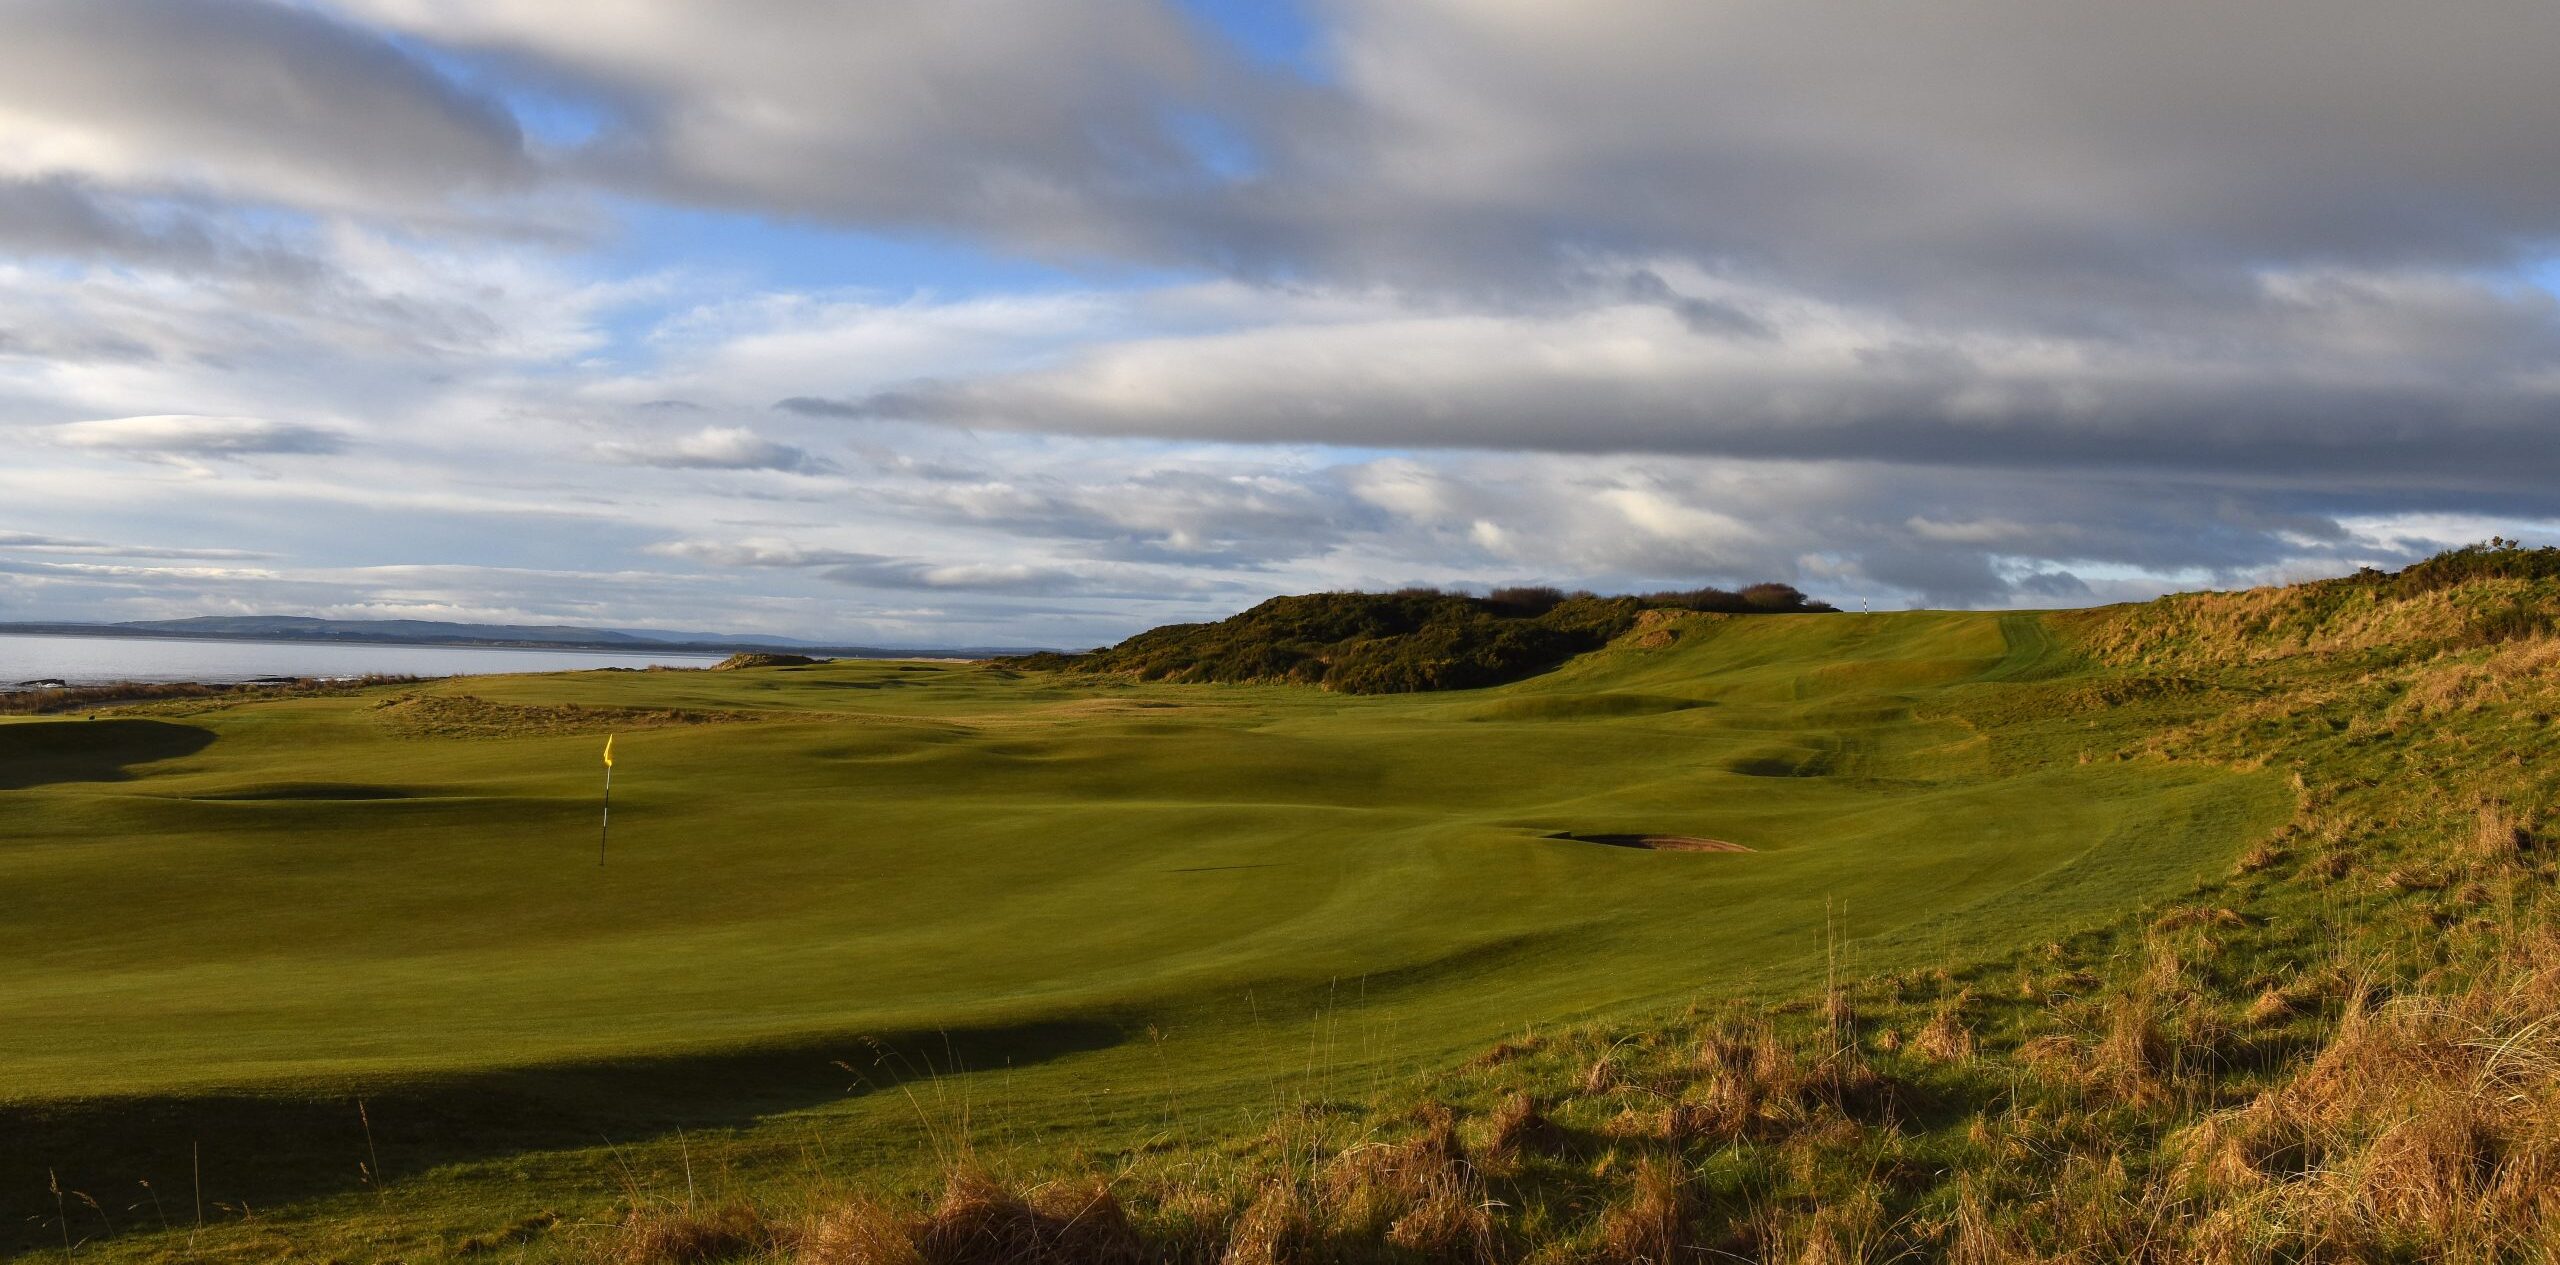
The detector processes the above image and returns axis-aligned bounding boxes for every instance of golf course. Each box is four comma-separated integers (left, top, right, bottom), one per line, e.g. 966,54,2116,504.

2,603,2296,1260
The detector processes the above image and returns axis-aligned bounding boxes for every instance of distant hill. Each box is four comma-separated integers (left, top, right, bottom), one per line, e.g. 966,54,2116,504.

125,615,658,644
1008,583,1834,693
0,614,1043,660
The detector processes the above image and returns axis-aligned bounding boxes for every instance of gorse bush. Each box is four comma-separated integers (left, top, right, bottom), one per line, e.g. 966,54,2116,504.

2077,540,2560,668
1011,583,1833,694
2371,535,2560,595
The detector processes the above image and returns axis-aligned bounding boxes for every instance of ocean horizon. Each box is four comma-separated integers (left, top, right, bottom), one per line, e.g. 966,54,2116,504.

0,630,729,688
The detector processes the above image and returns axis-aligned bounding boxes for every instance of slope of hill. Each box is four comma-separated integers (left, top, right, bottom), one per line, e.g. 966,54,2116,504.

1012,582,1834,693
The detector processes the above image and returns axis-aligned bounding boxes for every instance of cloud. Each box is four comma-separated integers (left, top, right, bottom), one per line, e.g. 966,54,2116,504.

647,536,1240,598
320,0,2560,303
1623,270,1771,339
0,0,2554,642
0,175,327,281
787,272,2560,491
0,0,531,218
773,396,862,419
645,539,866,570
882,467,1376,566
0,557,280,582
812,558,1089,596
594,425,832,473
49,414,346,460
335,0,1272,253
0,529,272,561
2012,571,2095,599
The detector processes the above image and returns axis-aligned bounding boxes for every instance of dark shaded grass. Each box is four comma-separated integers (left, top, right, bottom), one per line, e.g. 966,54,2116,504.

0,718,215,789
1,1021,1123,1259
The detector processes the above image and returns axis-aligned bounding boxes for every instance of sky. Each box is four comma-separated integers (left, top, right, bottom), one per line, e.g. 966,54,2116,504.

2,1,2557,648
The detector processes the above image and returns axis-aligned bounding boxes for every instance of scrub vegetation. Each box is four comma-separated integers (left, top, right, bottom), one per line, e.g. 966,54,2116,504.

1008,583,1833,693
5,547,2555,1262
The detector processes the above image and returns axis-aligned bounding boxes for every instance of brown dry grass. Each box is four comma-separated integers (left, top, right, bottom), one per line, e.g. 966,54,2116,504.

0,674,416,715
371,693,766,738
1481,1091,1560,1172
1911,993,1976,1063
1593,1158,1696,1265
2167,926,2560,1259
611,1204,780,1264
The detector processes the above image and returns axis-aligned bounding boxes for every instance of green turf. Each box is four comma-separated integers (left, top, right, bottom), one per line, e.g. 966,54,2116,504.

0,610,2286,1259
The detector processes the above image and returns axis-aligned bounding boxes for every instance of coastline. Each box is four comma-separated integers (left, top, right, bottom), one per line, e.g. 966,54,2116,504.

0,631,733,696
0,621,1043,660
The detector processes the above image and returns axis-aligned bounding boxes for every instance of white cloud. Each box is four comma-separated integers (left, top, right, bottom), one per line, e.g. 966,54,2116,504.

594,425,830,473
50,414,344,459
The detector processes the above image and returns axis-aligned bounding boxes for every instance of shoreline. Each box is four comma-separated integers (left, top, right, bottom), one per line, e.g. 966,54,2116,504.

0,632,736,697
0,622,1036,660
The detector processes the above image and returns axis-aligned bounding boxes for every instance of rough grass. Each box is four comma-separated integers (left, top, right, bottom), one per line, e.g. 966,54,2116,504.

0,674,416,715
369,691,767,738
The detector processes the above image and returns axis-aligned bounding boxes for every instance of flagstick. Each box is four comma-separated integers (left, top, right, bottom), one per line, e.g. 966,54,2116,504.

599,761,612,867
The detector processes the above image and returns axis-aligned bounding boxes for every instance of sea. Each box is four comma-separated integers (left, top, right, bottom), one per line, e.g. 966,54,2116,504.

0,632,729,689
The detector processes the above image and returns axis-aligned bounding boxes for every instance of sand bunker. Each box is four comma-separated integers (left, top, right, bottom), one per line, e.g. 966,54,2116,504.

1548,832,1753,853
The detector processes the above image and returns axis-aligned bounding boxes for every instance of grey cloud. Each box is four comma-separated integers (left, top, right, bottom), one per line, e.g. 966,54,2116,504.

1623,271,1771,339
342,0,1280,255
0,530,272,560
809,278,2560,493
2012,571,2095,599
594,426,833,473
35,1,2560,317
353,2,2560,306
0,176,323,281
0,323,159,364
650,536,1248,599
893,468,1378,567
773,396,867,420
1227,3,2560,307
0,0,531,215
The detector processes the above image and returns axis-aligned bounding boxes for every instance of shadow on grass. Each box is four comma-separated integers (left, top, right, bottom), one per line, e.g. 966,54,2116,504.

1,1018,1123,1256
182,782,416,801
0,718,215,790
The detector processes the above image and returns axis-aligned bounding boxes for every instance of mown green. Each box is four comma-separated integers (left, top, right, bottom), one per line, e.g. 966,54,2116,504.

1,608,2283,1260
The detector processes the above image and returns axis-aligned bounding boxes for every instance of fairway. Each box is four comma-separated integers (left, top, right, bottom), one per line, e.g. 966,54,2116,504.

4,611,2278,1096
2,609,2288,1255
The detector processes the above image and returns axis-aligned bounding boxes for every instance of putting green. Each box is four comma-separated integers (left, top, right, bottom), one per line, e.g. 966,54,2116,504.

0,610,2281,1112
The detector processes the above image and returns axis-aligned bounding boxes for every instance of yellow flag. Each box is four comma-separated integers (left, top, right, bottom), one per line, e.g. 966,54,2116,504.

602,734,615,767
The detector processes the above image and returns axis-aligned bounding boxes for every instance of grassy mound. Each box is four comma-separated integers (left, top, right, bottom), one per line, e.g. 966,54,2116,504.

712,652,826,670
1008,583,1832,693
369,692,764,738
